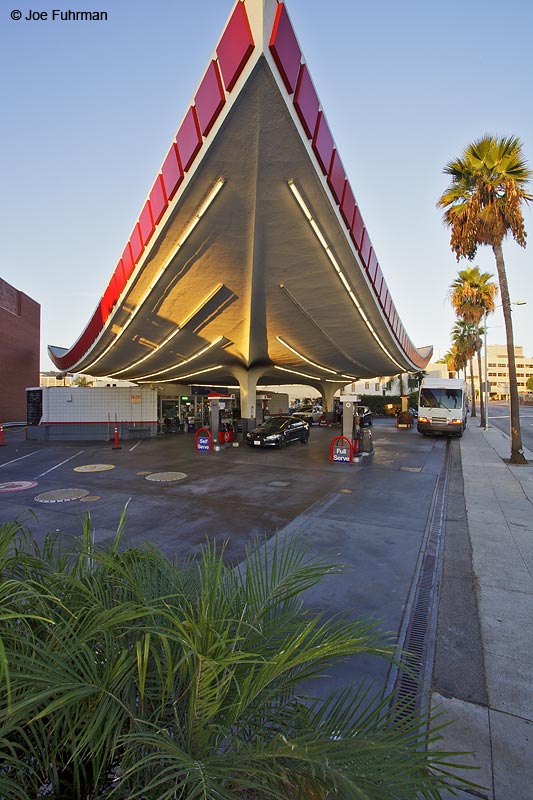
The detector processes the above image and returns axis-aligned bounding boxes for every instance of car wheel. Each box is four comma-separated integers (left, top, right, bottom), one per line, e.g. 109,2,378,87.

300,431,309,444
278,435,287,449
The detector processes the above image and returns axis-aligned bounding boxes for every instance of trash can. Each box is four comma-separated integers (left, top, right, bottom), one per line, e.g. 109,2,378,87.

361,428,373,454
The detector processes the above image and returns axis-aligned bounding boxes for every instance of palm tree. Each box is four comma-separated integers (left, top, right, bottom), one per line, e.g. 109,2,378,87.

448,266,498,426
412,369,427,387
396,371,405,395
452,321,477,412
437,134,532,463
73,374,93,387
437,351,457,378
0,516,474,799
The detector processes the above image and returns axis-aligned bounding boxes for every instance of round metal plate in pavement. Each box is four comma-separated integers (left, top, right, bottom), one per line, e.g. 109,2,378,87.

79,495,101,502
35,488,90,503
0,480,38,493
74,464,115,472
145,471,187,483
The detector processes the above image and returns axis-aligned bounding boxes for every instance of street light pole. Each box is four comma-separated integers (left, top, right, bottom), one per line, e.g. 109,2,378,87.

484,309,489,430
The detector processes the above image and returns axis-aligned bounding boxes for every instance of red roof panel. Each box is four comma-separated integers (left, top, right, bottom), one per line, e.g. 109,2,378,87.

176,107,202,172
327,150,345,206
149,175,167,225
340,181,356,228
139,200,155,246
269,2,302,94
312,112,334,175
195,60,226,137
350,206,365,250
216,1,255,92
161,143,184,201
121,242,135,280
130,223,144,264
293,63,319,139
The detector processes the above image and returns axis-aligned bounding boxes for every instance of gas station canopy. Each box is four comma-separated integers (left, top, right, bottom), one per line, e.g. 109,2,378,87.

49,0,432,413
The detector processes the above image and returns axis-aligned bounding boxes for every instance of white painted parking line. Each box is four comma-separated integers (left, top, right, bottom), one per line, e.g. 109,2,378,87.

129,440,142,452
34,450,85,479
0,451,40,468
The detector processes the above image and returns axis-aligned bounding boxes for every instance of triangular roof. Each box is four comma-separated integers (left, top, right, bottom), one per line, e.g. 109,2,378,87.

49,0,432,389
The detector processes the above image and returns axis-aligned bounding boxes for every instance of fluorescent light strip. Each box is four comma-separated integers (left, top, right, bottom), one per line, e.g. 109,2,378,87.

137,365,223,384
289,181,312,220
133,337,224,381
82,178,226,372
108,283,225,377
276,336,337,374
109,326,181,376
275,365,321,381
287,180,404,370
309,219,328,249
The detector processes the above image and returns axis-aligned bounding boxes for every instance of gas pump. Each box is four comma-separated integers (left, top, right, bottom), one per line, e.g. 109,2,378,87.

339,393,373,455
340,395,361,451
208,394,235,445
256,394,272,422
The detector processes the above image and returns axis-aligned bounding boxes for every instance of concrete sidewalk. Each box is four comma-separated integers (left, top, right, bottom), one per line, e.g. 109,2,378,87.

433,425,533,799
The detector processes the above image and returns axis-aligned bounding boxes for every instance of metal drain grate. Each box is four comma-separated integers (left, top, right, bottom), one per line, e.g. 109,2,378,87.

35,488,90,503
386,439,451,718
145,472,187,482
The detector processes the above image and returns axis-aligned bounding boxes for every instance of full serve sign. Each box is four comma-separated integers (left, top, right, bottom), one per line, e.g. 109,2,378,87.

332,443,351,462
329,435,353,463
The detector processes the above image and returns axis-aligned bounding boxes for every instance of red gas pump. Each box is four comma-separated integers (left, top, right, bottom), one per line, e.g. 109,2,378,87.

208,394,235,445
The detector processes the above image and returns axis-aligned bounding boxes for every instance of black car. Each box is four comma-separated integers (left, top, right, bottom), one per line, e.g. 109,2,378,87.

245,415,310,448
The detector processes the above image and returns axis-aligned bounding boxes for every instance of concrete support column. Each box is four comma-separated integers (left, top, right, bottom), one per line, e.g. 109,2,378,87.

231,366,264,427
320,381,344,418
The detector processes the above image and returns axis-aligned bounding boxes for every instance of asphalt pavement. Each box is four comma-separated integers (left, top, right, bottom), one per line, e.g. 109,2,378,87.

0,418,448,695
1,416,532,798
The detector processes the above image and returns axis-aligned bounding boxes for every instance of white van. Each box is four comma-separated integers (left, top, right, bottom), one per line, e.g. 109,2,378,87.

417,378,468,437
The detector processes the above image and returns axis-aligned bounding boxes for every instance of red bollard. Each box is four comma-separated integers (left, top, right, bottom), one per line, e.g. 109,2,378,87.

0,425,5,446
112,425,121,450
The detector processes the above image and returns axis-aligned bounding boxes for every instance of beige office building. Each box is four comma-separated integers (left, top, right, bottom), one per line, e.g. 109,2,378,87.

471,345,533,400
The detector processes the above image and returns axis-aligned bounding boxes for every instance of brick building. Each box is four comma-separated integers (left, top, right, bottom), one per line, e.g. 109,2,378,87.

0,277,40,422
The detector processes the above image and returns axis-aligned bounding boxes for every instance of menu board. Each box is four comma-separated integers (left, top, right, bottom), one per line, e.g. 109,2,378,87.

27,389,43,426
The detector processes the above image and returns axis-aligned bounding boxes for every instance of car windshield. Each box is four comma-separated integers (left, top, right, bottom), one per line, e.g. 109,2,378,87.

420,388,463,410
258,418,287,432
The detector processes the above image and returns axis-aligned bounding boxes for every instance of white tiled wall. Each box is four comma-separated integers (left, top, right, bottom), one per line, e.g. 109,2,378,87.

41,387,157,423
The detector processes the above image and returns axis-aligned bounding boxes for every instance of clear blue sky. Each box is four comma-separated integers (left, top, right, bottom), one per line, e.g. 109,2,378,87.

2,0,532,372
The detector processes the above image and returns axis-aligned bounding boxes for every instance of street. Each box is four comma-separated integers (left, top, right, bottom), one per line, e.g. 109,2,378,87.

484,401,533,454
